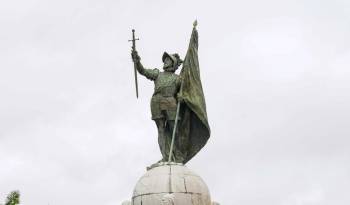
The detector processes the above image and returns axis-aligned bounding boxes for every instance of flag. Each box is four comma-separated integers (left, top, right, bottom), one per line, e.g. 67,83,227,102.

177,25,211,164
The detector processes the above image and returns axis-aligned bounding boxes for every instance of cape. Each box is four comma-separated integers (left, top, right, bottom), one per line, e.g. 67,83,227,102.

177,26,211,164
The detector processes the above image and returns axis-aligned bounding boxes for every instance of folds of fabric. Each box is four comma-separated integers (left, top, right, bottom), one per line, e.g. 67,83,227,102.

177,26,211,164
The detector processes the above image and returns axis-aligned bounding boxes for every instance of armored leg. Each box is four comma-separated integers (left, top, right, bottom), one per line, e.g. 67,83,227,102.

155,118,169,161
166,120,185,163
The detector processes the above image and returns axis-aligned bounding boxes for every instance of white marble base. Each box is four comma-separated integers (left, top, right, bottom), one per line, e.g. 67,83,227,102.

130,164,212,205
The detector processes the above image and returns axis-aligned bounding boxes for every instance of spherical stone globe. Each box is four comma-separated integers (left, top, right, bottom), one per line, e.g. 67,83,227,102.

132,163,211,205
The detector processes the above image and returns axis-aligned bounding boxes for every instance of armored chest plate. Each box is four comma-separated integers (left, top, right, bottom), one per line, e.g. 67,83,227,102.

153,72,180,97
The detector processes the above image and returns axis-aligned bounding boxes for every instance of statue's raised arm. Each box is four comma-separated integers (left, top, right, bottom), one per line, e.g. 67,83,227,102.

131,50,159,81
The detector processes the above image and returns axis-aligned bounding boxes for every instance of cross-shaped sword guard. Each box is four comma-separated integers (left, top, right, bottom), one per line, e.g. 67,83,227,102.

128,29,139,50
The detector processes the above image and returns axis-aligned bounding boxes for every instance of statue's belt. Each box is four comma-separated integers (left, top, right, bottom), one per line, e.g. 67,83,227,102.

153,93,176,98
154,86,178,97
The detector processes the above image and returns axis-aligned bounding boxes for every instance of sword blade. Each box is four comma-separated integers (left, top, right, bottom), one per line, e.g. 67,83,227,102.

134,63,139,98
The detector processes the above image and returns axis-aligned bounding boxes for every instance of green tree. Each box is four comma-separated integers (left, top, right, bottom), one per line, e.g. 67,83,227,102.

4,191,20,205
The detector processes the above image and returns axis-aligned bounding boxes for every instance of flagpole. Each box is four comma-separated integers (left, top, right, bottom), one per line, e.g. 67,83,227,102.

168,96,181,163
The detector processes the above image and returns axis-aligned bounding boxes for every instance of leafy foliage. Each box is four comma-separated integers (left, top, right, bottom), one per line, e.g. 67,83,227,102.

5,191,20,205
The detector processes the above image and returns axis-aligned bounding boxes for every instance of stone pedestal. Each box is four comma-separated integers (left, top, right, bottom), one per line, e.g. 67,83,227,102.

131,163,212,205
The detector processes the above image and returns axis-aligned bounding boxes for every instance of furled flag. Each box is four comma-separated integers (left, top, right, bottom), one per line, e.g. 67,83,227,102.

177,22,211,164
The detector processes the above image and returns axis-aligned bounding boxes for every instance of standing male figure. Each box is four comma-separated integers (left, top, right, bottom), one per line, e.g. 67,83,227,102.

130,22,211,166
131,49,184,163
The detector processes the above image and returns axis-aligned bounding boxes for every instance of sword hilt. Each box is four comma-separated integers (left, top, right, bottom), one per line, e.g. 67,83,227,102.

128,29,139,50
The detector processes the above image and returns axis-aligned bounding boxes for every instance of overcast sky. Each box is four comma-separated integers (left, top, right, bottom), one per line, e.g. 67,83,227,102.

1,0,350,204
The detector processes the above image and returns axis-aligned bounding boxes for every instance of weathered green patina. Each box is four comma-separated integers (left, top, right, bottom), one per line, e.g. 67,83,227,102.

131,22,210,164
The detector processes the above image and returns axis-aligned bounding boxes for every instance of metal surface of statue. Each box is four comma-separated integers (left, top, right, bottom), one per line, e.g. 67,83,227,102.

130,21,210,165
124,21,220,205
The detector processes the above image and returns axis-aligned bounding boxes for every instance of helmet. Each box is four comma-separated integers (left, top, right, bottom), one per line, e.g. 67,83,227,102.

162,52,183,68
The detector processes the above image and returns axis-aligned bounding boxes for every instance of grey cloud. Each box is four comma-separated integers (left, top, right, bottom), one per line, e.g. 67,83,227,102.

1,0,349,204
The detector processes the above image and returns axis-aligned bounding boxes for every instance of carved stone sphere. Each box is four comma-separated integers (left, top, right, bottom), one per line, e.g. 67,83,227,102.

132,163,211,205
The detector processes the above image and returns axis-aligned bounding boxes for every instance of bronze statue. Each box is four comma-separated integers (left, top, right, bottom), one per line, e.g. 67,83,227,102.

130,21,210,165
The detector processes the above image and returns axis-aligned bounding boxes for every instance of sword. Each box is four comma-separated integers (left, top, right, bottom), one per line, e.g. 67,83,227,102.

128,29,139,98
